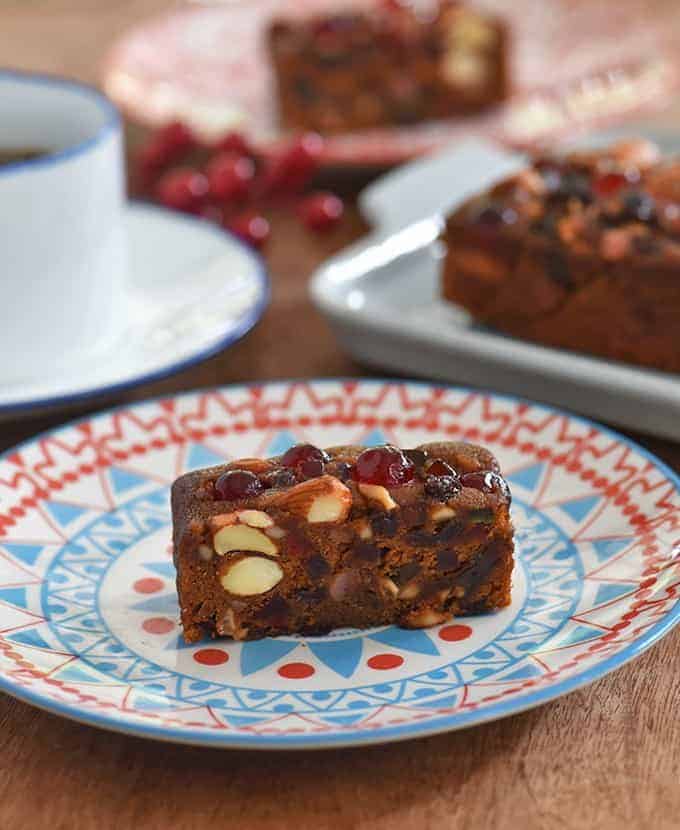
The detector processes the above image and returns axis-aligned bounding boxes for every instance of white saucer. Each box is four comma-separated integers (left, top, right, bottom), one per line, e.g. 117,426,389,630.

0,203,268,415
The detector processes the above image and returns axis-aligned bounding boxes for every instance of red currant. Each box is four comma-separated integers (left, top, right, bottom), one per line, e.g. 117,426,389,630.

263,132,324,195
136,121,197,187
156,167,209,214
298,191,344,232
214,469,263,500
212,131,254,158
281,444,329,479
226,211,270,249
352,445,415,487
206,152,256,203
198,203,224,224
460,471,511,502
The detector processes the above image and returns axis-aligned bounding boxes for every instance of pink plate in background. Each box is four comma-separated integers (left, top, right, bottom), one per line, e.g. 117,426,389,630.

103,0,680,165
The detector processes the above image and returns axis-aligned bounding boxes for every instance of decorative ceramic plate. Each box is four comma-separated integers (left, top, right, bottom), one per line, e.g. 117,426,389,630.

0,380,678,749
102,0,680,164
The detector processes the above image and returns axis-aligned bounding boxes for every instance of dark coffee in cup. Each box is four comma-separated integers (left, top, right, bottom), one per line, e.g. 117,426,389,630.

0,148,48,166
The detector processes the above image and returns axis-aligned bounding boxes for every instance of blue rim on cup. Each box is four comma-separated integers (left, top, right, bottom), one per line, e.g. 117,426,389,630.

0,68,121,176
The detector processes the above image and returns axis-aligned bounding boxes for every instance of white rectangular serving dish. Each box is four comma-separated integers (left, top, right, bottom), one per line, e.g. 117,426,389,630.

310,139,680,440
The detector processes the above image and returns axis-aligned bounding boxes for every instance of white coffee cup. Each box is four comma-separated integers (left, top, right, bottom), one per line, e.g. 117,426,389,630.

0,69,128,383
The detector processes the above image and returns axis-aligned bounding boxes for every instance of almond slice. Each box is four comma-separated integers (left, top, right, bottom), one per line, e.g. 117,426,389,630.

430,506,456,523
213,524,278,557
220,556,283,596
271,475,352,524
236,509,274,528
357,482,397,511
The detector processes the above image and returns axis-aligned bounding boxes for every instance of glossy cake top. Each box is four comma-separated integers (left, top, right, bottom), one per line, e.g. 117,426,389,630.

449,139,680,265
172,441,511,528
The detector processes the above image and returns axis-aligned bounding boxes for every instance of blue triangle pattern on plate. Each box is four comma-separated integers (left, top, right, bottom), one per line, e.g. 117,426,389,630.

176,678,229,700
558,495,601,523
143,561,176,579
0,543,44,567
57,560,105,582
499,661,544,681
556,624,604,647
426,693,460,709
460,643,513,665
55,664,108,684
368,627,439,656
322,712,368,726
52,610,106,634
132,694,176,711
186,443,228,471
308,638,363,678
226,714,273,727
109,467,149,496
130,593,178,614
500,617,554,640
591,538,631,562
505,463,545,492
240,639,299,676
266,430,301,456
0,586,28,608
5,627,52,650
359,428,389,447
44,501,89,527
592,582,635,605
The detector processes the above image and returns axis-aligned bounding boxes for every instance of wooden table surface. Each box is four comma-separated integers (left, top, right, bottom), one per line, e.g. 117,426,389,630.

1,4,679,829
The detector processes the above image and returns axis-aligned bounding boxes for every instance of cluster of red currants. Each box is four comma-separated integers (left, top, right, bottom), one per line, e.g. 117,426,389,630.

135,122,345,249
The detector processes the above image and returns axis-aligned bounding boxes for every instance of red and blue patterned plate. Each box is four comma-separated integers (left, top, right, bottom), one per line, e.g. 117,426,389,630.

0,380,678,748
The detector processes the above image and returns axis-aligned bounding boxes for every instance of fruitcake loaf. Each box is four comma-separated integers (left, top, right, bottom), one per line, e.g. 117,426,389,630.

442,138,680,373
171,441,514,642
268,0,509,134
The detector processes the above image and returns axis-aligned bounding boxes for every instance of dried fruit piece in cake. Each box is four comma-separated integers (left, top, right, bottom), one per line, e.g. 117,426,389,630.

442,139,680,372
171,441,514,642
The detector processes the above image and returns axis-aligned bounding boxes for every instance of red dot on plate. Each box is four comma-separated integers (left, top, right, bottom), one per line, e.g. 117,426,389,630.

193,648,229,666
278,662,315,679
439,624,473,642
142,617,175,635
133,577,164,594
367,653,404,670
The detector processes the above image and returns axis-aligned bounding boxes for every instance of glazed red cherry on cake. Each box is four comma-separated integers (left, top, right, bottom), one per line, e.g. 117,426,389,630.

592,171,635,199
214,469,263,500
461,471,511,502
280,443,330,478
425,458,455,477
352,445,415,487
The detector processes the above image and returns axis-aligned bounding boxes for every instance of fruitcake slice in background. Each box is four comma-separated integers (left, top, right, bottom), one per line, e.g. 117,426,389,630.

268,1,509,133
442,139,680,373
